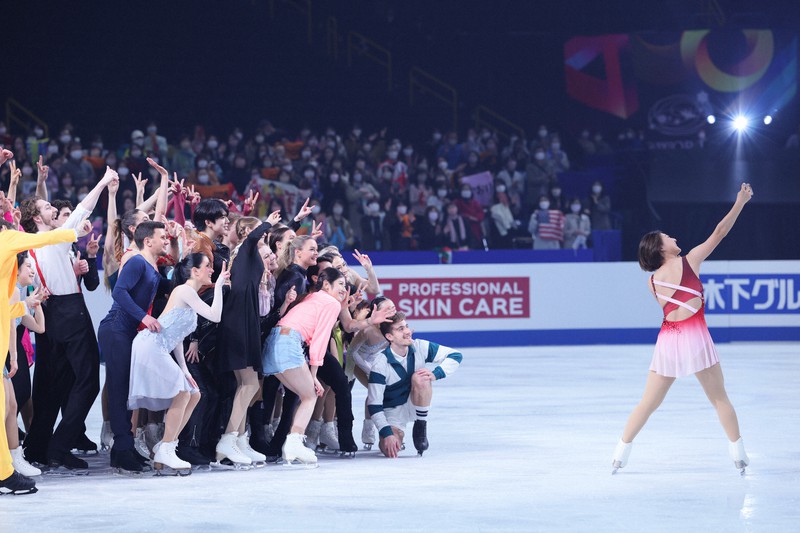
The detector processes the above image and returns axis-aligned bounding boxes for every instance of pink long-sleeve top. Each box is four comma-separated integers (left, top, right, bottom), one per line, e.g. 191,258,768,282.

277,290,341,366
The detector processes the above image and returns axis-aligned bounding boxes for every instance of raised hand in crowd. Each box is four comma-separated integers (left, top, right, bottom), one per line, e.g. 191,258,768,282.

133,172,148,205
73,251,90,276
25,286,49,309
311,220,324,239
0,148,13,165
293,197,313,222
86,233,102,258
36,154,49,199
266,208,282,226
243,189,259,215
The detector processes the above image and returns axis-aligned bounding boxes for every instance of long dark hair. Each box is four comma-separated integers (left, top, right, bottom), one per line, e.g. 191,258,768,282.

173,252,208,286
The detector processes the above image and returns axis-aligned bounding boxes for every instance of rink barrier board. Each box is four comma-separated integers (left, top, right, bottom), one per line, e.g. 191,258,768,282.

83,259,799,347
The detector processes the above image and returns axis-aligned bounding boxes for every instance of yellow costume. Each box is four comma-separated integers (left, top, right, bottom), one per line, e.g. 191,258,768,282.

1,228,76,481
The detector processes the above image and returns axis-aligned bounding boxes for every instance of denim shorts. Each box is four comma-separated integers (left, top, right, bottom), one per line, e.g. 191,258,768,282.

262,327,306,375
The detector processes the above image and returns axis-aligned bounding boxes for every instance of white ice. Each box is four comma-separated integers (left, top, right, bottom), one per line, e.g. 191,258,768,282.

3,342,798,532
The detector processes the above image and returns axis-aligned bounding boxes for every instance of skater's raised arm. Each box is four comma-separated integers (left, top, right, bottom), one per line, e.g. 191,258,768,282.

687,183,753,271
418,339,463,380
180,260,229,323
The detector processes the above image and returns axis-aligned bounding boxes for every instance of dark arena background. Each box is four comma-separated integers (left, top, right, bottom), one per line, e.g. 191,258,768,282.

2,1,799,531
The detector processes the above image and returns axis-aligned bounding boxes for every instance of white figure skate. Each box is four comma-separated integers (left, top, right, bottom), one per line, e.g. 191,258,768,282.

282,433,318,468
729,437,749,476
153,441,192,476
611,439,633,474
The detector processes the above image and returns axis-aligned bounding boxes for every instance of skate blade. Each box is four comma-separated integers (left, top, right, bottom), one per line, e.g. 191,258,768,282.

210,461,253,471
154,468,192,477
42,466,90,477
99,445,111,453
283,459,319,469
0,487,39,496
339,451,356,458
112,468,144,477
191,464,212,472
71,449,99,456
362,443,373,451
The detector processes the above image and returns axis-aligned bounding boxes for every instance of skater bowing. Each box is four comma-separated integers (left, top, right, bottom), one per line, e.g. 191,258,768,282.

128,254,229,475
612,182,754,475
367,313,463,458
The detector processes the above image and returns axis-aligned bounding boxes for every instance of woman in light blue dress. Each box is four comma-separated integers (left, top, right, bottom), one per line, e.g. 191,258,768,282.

128,253,229,473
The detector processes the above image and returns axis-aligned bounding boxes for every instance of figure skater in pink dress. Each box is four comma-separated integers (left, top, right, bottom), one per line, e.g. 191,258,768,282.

612,182,753,475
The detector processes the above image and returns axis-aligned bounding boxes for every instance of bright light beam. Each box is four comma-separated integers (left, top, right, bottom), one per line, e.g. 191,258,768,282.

763,115,773,125
732,115,749,132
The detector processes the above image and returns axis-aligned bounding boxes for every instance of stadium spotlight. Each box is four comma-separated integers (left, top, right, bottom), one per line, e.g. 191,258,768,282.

732,115,749,132
763,115,773,125
706,114,716,124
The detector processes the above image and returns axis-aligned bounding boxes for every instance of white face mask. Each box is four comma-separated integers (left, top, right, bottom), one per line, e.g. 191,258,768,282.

535,152,545,161
133,138,144,147
198,173,210,184
592,185,602,194
197,160,208,168
432,132,442,141
304,170,315,178
207,140,218,149
368,203,380,213
60,134,72,144
302,150,311,158
255,134,265,144
539,201,550,210
403,148,413,156
311,205,321,215
438,161,448,170
461,190,472,199
70,150,83,160
437,189,447,198
330,174,340,183
552,188,561,197
333,206,344,216
22,166,33,176
571,204,581,213
397,206,408,215
47,145,59,155
496,185,506,193
428,212,439,222
552,142,561,151
353,173,362,183
118,166,129,176
33,127,44,137
538,128,548,137
387,151,398,160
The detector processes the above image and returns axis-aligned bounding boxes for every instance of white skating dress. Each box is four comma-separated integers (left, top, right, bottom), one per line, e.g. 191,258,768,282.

128,307,199,411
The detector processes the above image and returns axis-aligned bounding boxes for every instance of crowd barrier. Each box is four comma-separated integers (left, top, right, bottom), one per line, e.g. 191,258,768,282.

83,259,800,348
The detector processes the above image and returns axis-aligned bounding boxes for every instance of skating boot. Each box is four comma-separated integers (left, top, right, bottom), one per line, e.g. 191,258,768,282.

153,441,192,476
134,428,151,459
10,447,41,477
110,448,144,476
48,449,88,471
72,433,98,455
318,421,340,453
336,425,358,458
412,420,429,457
361,418,376,451
0,471,38,495
729,437,749,476
100,420,114,451
176,445,211,467
305,419,321,450
282,433,318,468
611,439,633,474
214,432,253,469
237,433,267,466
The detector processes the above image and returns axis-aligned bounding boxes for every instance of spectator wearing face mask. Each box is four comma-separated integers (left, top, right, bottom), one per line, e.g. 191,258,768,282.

564,197,591,250
360,200,387,251
227,153,251,195
490,183,520,249
320,170,348,214
588,180,612,230
171,135,197,178
408,171,433,217
55,173,78,204
524,147,557,214
325,200,356,250
547,137,570,173
496,158,524,190
456,150,484,182
60,143,95,184
426,177,450,213
549,183,568,213
385,200,415,251
436,132,465,171
414,206,444,251
442,202,470,251
454,185,485,249
378,144,408,189
188,157,221,187
399,145,419,171
143,122,168,156
528,195,565,250
530,125,551,152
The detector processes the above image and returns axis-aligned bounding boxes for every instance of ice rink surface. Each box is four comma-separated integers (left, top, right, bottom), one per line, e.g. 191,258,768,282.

2,342,798,532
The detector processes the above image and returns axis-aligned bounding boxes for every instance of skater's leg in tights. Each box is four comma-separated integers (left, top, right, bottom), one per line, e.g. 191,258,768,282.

322,388,335,423
695,364,741,442
163,391,190,442
276,367,317,434
177,392,200,438
4,380,19,449
621,371,675,443
226,368,259,435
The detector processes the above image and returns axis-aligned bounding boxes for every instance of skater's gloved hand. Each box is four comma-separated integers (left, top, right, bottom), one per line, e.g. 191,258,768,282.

383,435,401,458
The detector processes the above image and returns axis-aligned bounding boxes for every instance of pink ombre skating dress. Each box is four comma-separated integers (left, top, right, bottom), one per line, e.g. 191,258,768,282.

649,257,719,378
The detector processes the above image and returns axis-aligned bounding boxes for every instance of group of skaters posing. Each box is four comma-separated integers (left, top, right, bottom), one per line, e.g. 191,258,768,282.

0,150,462,494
